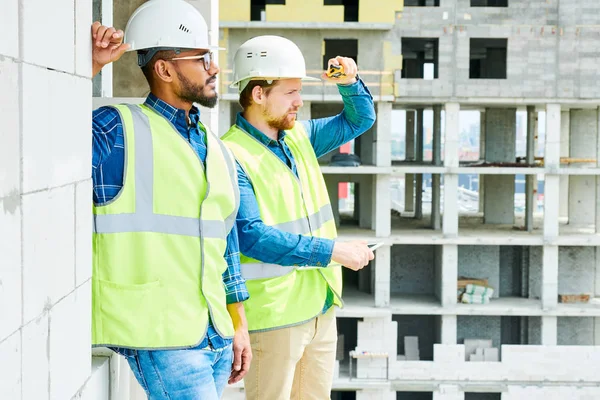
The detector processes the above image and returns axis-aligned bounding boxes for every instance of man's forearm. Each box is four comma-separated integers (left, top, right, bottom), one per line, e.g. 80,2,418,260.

227,302,248,331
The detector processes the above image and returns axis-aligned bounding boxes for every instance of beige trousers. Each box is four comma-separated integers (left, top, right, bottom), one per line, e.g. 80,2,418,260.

244,308,337,400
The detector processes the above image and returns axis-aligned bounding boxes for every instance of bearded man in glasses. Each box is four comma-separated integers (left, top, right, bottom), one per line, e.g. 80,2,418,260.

90,1,251,399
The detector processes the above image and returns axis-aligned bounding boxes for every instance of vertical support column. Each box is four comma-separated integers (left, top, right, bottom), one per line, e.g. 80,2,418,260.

444,103,460,236
432,105,442,230
568,109,598,226
375,102,392,167
484,108,517,224
479,110,486,212
374,245,391,307
358,175,374,229
405,110,416,212
596,106,600,232
440,315,457,345
207,0,221,135
596,108,600,344
525,106,537,232
595,246,600,345
441,245,458,307
541,316,558,345
373,175,391,237
415,108,424,219
559,110,570,220
110,354,131,400
325,176,340,228
218,100,231,138
542,245,558,310
544,104,561,238
100,0,113,98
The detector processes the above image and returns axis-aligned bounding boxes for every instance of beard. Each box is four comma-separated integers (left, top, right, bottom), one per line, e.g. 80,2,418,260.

176,70,218,108
262,107,298,131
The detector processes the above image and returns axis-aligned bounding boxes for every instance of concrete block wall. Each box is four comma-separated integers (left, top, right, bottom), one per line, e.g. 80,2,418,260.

0,0,95,398
223,29,392,100
396,0,600,101
391,245,437,295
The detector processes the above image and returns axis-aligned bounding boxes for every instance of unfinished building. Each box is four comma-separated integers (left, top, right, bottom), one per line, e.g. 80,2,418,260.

217,0,600,399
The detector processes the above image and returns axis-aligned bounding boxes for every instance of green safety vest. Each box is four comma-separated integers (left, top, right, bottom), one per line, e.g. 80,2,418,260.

222,122,343,332
92,104,239,349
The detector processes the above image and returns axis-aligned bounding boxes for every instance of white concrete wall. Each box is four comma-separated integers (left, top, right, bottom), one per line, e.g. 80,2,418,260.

0,0,95,398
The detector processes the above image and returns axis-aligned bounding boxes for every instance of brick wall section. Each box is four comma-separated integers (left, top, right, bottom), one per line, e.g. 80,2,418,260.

0,0,93,398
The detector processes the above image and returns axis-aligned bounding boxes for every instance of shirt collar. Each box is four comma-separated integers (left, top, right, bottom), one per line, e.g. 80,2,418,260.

235,112,286,146
144,93,201,129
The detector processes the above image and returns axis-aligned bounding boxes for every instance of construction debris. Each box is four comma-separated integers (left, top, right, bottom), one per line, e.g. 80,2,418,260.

457,277,494,304
558,294,590,304
464,339,499,362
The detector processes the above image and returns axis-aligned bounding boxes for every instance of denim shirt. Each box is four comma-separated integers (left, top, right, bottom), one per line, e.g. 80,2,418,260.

92,94,248,349
234,79,376,310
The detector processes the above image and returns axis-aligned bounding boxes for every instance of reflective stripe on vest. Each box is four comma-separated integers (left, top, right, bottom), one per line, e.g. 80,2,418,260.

93,104,238,237
241,203,334,279
271,204,334,236
240,263,321,280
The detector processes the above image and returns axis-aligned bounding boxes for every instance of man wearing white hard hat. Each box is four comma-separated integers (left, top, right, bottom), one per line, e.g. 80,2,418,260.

221,35,376,399
90,1,251,398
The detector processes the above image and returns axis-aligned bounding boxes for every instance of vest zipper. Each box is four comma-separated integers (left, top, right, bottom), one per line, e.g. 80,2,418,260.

143,105,229,339
199,142,229,340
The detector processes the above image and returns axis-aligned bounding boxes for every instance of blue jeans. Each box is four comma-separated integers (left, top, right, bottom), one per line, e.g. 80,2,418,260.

114,343,234,400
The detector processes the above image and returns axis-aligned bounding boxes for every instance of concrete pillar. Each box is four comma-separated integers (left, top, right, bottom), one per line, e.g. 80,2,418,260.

525,106,537,232
375,102,392,167
542,245,558,309
325,177,340,228
297,100,311,121
479,111,486,213
359,126,375,166
440,315,457,345
444,103,460,236
110,354,132,400
432,105,442,230
484,108,517,224
595,247,600,345
374,246,391,307
568,109,598,226
405,110,416,212
373,175,391,237
559,110,570,220
441,245,458,306
541,316,557,346
415,108,424,219
218,100,232,137
544,105,561,238
596,107,600,233
358,175,373,229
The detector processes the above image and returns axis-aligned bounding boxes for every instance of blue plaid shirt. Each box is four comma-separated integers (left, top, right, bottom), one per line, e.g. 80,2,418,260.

92,94,249,349
234,79,376,313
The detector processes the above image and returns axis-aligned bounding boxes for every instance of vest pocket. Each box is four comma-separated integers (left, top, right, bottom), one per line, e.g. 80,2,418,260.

97,278,165,347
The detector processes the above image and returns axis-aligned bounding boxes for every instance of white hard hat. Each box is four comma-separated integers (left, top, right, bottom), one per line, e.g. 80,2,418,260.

230,35,320,92
124,0,223,66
